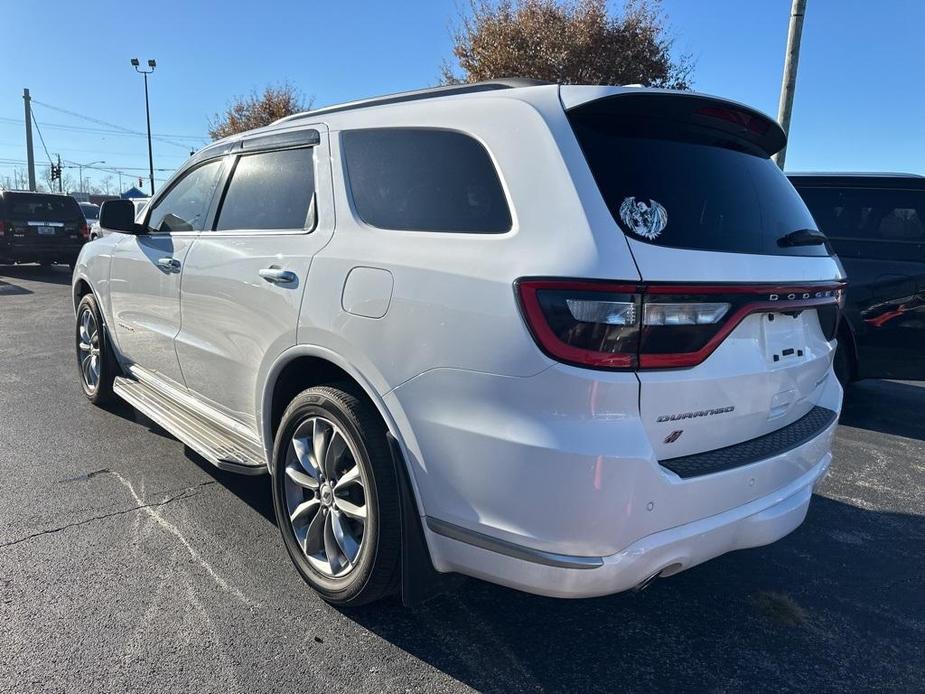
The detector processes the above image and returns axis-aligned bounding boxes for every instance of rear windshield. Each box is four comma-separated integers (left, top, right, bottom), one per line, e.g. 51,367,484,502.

5,193,83,221
568,111,828,257
79,202,100,219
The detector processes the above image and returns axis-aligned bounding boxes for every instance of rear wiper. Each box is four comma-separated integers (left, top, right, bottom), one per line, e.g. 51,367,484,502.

778,228,828,247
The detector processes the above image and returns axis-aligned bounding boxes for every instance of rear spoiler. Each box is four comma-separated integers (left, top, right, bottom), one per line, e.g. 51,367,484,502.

563,88,786,157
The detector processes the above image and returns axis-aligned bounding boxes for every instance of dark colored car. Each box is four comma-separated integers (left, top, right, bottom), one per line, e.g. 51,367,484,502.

789,173,925,382
0,190,89,268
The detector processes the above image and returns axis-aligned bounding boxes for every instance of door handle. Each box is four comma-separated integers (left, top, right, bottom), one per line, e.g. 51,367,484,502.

259,267,297,284
157,257,181,272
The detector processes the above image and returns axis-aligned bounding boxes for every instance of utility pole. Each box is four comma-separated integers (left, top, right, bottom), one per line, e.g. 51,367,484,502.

23,88,36,191
774,0,807,170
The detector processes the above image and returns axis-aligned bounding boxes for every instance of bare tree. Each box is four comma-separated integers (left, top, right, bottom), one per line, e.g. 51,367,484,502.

208,83,312,140
442,0,692,89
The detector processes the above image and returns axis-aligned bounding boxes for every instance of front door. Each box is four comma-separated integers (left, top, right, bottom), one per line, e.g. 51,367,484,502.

108,158,225,388
175,127,333,430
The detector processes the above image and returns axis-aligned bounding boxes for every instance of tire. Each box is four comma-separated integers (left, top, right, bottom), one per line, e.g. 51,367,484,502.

75,293,118,404
271,385,400,606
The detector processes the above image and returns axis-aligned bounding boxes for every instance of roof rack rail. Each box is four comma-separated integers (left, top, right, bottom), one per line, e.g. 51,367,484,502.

276,78,554,123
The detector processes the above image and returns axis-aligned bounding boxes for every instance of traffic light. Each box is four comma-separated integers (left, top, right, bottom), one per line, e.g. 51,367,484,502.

50,165,61,181
138,177,143,187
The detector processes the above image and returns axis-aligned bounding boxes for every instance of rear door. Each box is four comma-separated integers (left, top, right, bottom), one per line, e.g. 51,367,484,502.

109,158,225,388
794,184,925,380
566,93,844,460
175,126,333,430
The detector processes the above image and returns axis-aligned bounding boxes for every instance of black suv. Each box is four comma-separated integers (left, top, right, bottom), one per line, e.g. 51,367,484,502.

789,173,925,382
0,190,89,268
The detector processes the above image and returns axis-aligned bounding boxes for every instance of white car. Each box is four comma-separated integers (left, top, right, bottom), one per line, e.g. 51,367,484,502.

72,80,845,606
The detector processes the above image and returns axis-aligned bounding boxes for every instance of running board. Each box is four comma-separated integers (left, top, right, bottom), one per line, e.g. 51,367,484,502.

113,376,268,475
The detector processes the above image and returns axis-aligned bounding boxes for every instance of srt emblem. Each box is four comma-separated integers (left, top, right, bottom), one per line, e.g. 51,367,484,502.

664,430,684,444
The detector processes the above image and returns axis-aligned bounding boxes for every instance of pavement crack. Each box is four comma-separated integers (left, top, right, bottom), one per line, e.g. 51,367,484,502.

0,479,217,550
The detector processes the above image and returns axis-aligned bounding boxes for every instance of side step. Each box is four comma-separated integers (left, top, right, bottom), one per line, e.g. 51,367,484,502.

113,376,268,475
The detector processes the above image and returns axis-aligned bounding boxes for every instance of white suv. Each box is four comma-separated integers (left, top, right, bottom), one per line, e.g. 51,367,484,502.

73,80,845,606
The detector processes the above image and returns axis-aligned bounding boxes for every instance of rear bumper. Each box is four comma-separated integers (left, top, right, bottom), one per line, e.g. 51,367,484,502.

425,439,833,598
391,357,842,598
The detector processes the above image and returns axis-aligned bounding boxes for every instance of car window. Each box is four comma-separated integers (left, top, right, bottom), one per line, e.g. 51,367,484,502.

80,203,100,219
568,111,826,257
146,160,223,233
5,193,83,221
215,147,315,231
341,128,512,233
795,187,925,242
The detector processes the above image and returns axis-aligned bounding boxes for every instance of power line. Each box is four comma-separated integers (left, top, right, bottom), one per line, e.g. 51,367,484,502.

31,99,207,150
0,116,206,142
29,111,55,166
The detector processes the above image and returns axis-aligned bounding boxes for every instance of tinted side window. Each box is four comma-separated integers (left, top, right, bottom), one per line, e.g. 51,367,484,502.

795,187,925,242
215,147,316,231
147,160,223,232
342,128,511,233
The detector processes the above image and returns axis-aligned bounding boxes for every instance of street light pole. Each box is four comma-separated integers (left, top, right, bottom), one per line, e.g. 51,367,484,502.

75,160,105,195
71,159,106,193
131,58,157,195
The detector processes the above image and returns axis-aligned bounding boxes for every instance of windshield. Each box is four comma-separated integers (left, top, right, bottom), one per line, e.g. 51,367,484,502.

568,110,829,257
5,193,84,222
80,203,100,219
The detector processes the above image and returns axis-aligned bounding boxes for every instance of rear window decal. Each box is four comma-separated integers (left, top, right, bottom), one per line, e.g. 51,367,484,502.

619,197,668,240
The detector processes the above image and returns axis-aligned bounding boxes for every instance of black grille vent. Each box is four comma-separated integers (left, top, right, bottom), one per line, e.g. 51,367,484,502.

660,406,838,479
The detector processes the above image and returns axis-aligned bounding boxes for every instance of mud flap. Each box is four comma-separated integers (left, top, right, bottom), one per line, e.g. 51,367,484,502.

387,432,464,606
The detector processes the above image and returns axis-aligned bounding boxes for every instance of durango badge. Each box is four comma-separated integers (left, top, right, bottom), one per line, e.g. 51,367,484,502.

619,197,668,240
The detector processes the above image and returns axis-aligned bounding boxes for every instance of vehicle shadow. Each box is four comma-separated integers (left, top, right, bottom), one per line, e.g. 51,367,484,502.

342,497,924,693
0,263,72,286
840,379,925,441
0,279,33,296
183,447,276,526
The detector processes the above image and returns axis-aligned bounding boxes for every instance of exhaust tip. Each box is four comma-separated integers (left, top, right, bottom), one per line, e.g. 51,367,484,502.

633,562,684,592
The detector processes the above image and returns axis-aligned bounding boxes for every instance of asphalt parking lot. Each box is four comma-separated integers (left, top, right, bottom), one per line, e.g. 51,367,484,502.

1,265,923,694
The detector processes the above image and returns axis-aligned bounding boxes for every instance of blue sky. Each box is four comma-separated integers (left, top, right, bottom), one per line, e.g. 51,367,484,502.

1,0,922,192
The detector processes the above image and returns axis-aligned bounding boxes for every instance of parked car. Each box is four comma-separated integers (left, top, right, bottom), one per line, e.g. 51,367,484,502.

789,173,925,382
79,201,100,227
90,197,149,239
73,80,844,606
0,190,88,267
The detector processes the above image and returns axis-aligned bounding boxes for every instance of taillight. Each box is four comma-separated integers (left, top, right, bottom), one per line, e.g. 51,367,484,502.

516,279,844,371
80,223,90,240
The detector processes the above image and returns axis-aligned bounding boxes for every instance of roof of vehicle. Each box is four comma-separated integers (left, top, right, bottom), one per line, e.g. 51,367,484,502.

0,189,76,198
788,172,925,189
190,79,786,164
276,78,553,122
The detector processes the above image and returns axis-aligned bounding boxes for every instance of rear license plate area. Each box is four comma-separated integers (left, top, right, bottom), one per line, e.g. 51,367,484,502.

762,311,808,366
37,226,56,236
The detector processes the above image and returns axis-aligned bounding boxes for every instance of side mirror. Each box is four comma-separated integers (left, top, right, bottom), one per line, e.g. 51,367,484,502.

100,199,143,234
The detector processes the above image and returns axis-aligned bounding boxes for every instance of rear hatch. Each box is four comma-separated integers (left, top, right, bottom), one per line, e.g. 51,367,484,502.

3,192,87,248
563,90,844,461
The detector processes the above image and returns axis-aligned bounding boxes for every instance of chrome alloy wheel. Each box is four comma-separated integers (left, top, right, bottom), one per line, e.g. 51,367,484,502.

283,416,368,578
77,307,101,391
